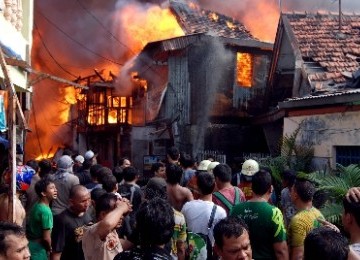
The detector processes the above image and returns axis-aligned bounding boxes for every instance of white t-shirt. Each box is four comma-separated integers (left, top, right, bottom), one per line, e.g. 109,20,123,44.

181,200,227,245
351,243,360,256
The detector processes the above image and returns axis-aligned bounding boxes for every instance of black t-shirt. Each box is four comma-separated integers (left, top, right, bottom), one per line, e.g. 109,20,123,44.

117,183,143,212
51,209,92,260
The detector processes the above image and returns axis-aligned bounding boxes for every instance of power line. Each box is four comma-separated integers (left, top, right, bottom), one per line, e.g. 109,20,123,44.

74,0,137,57
73,0,167,79
36,10,124,66
34,22,78,78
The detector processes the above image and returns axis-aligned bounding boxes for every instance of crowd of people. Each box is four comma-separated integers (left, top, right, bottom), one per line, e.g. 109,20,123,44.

0,146,360,260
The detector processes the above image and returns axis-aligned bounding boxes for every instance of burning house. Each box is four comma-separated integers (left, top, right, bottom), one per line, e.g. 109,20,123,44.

121,0,273,170
70,0,273,170
267,12,360,169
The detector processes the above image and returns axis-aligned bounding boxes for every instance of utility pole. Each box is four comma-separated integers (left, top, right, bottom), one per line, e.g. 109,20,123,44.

0,47,17,223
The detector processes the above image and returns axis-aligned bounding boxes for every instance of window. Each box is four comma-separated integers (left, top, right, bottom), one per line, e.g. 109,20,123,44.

336,146,360,166
236,52,253,87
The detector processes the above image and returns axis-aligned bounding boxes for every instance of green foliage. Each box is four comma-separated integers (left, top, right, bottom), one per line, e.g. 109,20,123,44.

305,164,360,225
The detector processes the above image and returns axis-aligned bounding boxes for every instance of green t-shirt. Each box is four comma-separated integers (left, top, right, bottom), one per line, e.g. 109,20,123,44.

230,201,287,260
27,202,53,240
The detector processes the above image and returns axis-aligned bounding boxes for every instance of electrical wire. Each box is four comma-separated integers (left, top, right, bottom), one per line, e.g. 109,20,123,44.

34,22,78,78
73,0,167,79
74,0,137,57
35,10,124,66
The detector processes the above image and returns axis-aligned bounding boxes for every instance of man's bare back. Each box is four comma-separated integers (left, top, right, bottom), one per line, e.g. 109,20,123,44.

167,184,194,211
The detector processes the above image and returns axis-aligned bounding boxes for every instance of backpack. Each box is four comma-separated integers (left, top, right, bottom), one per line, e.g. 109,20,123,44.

118,185,137,238
186,205,217,260
213,187,241,212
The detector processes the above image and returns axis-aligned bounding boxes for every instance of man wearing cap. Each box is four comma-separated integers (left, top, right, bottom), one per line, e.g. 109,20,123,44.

231,159,259,201
84,150,97,165
52,155,80,216
73,155,84,173
186,160,211,199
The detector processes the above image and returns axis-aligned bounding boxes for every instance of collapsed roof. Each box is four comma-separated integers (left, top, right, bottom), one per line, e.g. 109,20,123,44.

169,0,253,39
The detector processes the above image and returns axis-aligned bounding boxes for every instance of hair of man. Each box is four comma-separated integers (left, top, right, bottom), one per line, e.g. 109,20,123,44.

95,193,118,219
167,147,180,161
122,166,139,182
166,164,183,185
197,171,216,195
150,162,165,174
136,197,175,247
89,164,103,179
34,177,55,198
101,174,118,193
293,178,316,202
213,216,249,249
0,221,26,255
26,159,39,173
343,196,360,227
304,226,349,260
38,159,53,178
251,169,272,196
213,164,232,182
179,154,195,168
282,169,296,185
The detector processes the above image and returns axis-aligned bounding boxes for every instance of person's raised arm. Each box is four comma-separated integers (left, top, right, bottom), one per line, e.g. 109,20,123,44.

347,187,360,202
96,198,132,241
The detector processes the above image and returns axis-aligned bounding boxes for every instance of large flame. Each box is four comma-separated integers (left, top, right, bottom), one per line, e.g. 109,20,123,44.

116,4,184,53
235,1,279,42
236,52,253,87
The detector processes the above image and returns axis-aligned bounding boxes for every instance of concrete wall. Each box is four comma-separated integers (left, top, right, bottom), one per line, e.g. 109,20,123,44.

0,0,33,90
283,110,360,169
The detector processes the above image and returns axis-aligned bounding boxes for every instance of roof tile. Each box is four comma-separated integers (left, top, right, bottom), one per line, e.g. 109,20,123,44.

286,13,360,85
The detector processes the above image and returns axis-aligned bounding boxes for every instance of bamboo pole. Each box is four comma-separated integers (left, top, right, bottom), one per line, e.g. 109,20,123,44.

0,47,17,223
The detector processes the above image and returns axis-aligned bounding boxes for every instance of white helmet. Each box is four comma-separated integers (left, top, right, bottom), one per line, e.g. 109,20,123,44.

207,161,220,173
241,159,259,176
197,160,212,171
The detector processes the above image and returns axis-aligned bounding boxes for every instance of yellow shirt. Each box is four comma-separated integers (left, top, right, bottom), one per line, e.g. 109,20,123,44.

288,207,324,247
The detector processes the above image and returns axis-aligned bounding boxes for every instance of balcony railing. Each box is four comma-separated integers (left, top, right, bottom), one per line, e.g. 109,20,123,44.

1,0,22,31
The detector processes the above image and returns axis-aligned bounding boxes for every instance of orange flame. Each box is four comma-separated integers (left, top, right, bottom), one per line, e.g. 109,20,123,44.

226,21,236,31
236,52,253,87
188,1,200,10
240,2,279,42
117,5,184,53
208,12,219,22
35,153,55,161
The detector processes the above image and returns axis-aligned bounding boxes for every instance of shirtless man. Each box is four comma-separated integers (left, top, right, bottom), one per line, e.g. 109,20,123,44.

166,164,193,211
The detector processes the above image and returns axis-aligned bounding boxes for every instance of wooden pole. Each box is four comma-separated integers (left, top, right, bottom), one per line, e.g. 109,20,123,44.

0,47,17,223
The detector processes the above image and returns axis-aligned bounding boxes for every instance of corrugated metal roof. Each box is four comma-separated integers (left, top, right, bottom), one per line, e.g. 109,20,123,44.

282,88,360,103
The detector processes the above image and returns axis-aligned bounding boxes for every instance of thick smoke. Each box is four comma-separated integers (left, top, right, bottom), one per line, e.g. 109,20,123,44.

28,0,360,159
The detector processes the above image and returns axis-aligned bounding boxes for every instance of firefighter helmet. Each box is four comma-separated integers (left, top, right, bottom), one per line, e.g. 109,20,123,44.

241,159,259,176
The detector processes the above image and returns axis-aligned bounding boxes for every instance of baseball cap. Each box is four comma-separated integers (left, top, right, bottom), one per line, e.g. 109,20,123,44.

75,155,84,164
84,150,95,160
57,155,74,170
